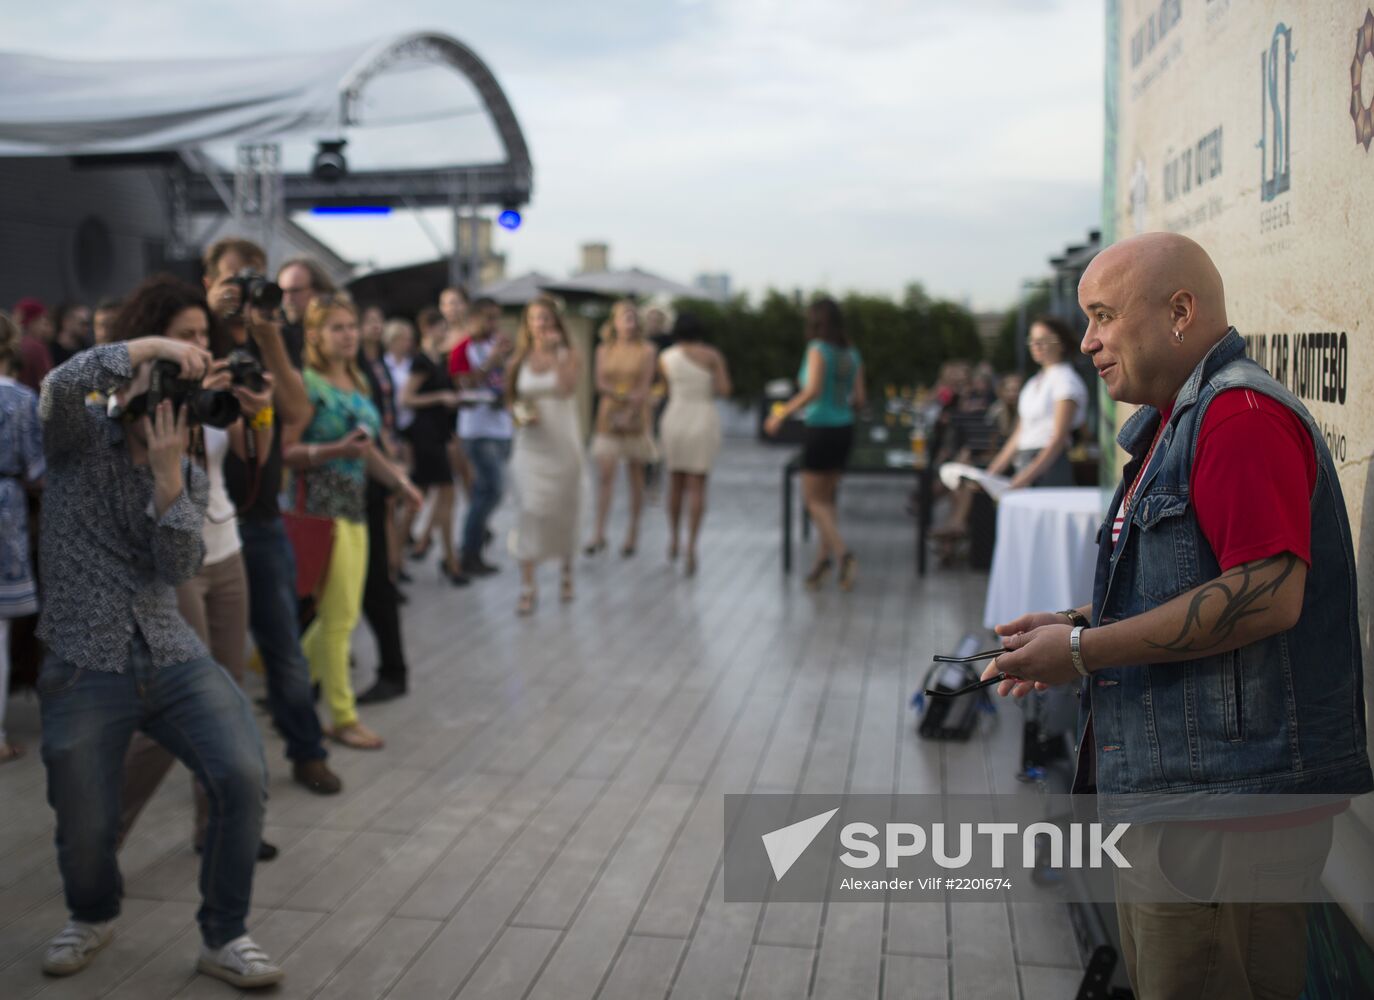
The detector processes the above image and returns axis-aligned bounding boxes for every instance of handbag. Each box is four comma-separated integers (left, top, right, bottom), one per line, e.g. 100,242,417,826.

607,396,645,435
281,473,335,599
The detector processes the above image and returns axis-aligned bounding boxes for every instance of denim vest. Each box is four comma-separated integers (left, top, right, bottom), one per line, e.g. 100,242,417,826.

1074,329,1372,815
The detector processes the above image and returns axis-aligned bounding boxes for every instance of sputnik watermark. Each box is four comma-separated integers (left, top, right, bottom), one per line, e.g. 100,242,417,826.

758,809,1129,882
723,793,1363,904
835,818,1130,871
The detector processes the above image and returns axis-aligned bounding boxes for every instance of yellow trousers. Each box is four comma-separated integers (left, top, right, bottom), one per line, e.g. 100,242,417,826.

302,518,368,728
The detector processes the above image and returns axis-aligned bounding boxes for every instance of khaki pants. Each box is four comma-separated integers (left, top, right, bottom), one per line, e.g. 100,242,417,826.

1115,818,1332,999
119,553,249,847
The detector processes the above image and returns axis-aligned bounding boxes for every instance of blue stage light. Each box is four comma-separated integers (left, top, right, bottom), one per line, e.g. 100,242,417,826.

310,205,392,216
498,209,522,231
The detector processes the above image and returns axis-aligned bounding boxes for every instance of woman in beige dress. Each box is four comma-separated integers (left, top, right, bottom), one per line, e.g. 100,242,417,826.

507,297,584,615
586,300,656,557
658,312,731,575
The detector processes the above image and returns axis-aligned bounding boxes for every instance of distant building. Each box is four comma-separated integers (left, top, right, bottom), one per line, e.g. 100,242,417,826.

577,242,609,275
693,272,731,301
1047,229,1100,336
452,216,507,288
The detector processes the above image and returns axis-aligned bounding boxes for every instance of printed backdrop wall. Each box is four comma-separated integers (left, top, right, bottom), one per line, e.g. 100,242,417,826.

1104,0,1374,936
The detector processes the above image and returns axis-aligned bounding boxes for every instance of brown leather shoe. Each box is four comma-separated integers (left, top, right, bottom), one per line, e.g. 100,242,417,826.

292,759,342,795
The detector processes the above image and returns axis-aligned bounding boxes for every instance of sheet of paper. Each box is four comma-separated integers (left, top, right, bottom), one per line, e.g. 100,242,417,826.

938,461,1013,501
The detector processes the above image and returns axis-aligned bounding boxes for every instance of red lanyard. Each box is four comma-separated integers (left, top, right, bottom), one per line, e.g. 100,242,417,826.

1120,419,1167,519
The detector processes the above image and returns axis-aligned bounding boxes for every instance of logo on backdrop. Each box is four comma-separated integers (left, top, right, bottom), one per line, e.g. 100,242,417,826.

1258,22,1295,201
1351,9,1374,151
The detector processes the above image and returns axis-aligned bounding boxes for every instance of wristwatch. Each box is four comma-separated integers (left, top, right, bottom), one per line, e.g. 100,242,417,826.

1069,626,1089,677
1060,608,1090,628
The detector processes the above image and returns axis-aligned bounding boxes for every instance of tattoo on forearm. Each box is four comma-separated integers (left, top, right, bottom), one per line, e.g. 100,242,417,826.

1144,553,1298,654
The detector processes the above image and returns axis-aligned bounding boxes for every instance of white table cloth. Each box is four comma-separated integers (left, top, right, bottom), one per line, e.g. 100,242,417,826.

983,488,1106,630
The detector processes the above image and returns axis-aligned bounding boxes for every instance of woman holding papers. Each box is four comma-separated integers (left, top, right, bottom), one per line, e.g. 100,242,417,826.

933,317,1087,559
984,315,1087,488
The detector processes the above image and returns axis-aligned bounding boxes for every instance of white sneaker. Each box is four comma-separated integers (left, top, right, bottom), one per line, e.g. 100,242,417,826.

42,920,114,976
197,935,284,989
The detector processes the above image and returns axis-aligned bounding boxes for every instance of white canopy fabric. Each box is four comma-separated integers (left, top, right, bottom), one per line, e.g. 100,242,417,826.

0,41,380,156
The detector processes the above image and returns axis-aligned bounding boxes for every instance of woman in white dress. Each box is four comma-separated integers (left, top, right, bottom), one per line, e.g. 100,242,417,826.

507,296,584,615
657,313,731,575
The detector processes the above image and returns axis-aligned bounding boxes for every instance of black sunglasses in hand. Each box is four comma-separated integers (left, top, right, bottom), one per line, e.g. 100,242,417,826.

924,647,1008,698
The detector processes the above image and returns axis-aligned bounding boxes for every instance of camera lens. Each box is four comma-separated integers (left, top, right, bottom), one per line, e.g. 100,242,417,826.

226,349,266,392
189,390,242,429
249,279,283,312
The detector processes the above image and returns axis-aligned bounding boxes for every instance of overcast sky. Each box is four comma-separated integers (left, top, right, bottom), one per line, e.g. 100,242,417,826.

5,0,1104,310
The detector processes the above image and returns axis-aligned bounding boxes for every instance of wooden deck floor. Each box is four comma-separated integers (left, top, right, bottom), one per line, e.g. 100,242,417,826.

0,439,1084,999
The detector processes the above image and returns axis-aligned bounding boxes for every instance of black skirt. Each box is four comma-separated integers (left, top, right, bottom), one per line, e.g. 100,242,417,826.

409,438,453,486
801,424,854,472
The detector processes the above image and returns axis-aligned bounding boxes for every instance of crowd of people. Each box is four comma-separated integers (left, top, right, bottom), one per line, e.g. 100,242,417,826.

0,234,739,990
0,235,1108,995
5,223,1367,1000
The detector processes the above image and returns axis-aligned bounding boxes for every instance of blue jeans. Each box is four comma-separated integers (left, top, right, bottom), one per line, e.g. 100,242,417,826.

461,437,511,558
239,516,327,762
38,636,267,948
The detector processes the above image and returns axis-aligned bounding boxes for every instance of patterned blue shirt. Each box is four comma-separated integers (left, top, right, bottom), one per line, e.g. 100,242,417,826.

37,344,209,671
299,367,380,523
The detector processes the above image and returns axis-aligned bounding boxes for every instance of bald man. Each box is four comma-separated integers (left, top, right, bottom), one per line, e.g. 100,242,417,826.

983,233,1371,998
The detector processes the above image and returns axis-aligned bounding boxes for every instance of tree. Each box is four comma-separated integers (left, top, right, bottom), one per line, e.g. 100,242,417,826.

673,285,980,403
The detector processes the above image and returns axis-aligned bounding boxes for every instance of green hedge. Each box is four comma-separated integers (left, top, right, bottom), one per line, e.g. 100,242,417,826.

671,285,984,404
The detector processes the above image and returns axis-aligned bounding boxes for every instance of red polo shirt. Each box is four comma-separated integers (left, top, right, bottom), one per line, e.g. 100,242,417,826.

1191,387,1316,568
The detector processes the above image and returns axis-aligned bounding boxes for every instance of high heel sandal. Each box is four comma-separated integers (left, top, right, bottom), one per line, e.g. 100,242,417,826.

517,586,537,616
804,558,832,590
583,540,607,557
621,539,637,558
408,538,433,561
560,569,575,603
838,553,858,591
327,722,385,751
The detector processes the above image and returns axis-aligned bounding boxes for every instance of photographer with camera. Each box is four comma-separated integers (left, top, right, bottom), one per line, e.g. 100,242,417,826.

206,238,342,796
111,275,280,862
34,334,282,987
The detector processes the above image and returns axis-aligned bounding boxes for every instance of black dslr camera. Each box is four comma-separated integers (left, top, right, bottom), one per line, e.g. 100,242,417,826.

123,360,241,429
225,269,283,315
225,348,266,392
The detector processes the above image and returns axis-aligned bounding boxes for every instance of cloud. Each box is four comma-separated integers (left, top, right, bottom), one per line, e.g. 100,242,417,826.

3,0,1103,308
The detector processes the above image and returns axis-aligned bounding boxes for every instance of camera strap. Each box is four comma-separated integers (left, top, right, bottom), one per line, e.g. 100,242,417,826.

235,421,264,515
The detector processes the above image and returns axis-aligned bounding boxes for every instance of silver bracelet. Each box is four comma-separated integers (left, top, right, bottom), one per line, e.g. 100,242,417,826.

1069,625,1089,677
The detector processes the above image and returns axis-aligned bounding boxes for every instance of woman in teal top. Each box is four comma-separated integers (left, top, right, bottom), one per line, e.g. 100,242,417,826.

764,298,867,590
284,294,420,751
